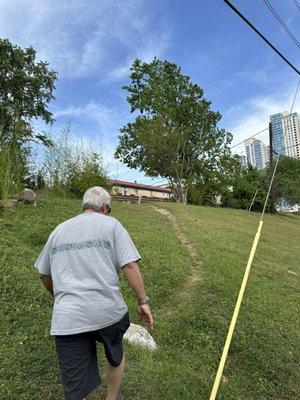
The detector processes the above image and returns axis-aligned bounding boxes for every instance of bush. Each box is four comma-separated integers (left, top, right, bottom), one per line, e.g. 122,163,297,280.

221,166,267,211
0,143,24,199
42,125,109,197
67,153,109,197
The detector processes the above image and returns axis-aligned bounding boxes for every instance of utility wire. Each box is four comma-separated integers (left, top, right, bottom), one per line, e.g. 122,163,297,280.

230,77,300,152
262,0,300,49
223,0,300,76
283,78,300,154
290,78,300,113
230,127,268,150
292,0,300,13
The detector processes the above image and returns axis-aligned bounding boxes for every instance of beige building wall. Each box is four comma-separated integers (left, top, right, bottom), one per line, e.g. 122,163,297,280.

282,113,300,158
111,185,170,199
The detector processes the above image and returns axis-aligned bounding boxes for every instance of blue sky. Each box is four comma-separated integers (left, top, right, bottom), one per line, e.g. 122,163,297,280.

1,0,300,183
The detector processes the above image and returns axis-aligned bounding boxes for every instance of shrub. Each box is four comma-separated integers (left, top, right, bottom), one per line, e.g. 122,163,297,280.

67,153,109,197
42,125,109,197
0,143,24,200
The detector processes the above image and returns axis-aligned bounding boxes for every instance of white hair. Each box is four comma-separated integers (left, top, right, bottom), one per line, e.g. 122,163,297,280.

82,186,111,212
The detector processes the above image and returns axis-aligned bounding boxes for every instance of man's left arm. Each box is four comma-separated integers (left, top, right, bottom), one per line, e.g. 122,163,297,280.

34,237,53,295
39,273,54,296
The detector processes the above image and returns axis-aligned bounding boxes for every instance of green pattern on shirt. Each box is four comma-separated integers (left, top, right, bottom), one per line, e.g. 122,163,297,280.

52,239,111,255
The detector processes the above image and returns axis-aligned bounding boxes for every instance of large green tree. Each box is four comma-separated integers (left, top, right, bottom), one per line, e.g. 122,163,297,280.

115,58,232,202
0,38,57,198
187,154,244,205
273,156,300,206
221,165,268,211
0,38,57,146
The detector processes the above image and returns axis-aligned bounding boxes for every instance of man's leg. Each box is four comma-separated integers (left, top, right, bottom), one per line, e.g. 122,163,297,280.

105,355,125,400
55,333,101,400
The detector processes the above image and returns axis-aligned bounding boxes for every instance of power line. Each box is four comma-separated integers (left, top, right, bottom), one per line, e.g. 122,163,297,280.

223,0,300,76
230,127,268,150
262,0,300,49
284,78,300,154
290,78,300,113
291,0,300,13
230,78,299,152
151,178,168,185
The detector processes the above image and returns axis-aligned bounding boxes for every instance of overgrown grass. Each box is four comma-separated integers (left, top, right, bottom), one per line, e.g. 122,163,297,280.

0,197,299,399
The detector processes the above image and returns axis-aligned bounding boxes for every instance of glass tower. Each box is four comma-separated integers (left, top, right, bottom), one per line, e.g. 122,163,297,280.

270,112,287,155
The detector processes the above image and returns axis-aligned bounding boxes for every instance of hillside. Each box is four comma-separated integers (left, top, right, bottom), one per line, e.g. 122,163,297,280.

1,196,299,400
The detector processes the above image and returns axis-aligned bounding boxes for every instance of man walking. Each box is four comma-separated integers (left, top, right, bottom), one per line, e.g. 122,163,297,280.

34,186,153,400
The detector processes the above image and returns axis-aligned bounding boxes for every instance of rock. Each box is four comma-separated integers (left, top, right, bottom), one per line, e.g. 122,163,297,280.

124,323,157,350
19,188,37,206
0,199,18,211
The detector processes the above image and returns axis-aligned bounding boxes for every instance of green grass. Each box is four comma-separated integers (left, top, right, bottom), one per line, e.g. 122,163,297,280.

0,197,299,399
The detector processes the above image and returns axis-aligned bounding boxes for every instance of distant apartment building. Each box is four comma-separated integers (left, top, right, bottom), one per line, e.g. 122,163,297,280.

270,111,300,158
282,112,300,158
244,138,269,170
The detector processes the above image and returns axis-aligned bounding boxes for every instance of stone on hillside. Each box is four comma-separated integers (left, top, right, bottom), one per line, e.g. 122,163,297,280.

0,199,18,211
124,323,157,350
20,188,37,206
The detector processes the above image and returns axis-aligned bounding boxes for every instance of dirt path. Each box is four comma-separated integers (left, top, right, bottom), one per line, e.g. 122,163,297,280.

152,206,202,302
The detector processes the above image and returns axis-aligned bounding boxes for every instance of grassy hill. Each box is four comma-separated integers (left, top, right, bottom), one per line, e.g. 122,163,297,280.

0,196,299,399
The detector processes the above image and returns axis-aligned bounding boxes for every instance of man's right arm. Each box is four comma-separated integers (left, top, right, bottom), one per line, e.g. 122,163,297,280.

122,261,154,330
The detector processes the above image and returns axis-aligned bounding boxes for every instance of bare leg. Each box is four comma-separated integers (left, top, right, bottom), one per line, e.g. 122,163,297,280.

106,355,125,400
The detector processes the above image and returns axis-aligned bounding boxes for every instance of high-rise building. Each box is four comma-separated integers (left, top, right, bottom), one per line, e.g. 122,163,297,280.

270,112,287,156
244,139,269,170
270,111,300,158
282,112,300,158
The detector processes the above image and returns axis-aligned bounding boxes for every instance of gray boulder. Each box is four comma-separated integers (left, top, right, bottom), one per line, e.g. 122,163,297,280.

124,323,157,350
0,199,18,211
20,188,37,206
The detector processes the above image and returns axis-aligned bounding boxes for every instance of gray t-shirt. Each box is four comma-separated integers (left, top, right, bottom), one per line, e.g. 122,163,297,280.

34,212,141,335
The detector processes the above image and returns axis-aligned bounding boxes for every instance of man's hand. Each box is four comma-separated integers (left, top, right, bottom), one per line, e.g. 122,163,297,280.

137,304,154,330
122,261,154,330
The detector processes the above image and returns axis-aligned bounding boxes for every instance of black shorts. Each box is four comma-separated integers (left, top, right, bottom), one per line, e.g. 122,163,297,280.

55,313,130,400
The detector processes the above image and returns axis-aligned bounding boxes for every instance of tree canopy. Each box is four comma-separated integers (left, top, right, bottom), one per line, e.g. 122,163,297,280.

274,156,300,206
115,58,232,202
0,38,57,146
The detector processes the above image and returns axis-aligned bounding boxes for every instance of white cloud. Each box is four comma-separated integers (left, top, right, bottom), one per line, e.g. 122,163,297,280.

52,103,155,182
53,102,162,183
226,80,300,154
107,14,172,81
53,101,129,141
0,0,171,78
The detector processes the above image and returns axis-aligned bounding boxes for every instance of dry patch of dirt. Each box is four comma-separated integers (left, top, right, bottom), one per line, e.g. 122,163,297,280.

152,206,202,302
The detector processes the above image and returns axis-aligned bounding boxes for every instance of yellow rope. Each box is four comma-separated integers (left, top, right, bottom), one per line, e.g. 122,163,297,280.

209,220,264,400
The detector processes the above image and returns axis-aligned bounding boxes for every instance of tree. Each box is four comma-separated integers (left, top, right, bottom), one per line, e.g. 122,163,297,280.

67,152,109,198
187,154,243,205
115,58,232,202
0,39,57,198
273,156,300,206
0,38,57,146
221,165,268,211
